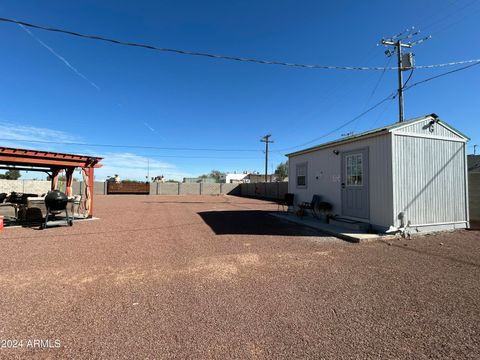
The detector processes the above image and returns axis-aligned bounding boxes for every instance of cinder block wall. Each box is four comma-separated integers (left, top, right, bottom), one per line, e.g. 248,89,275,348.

0,179,51,195
239,182,287,200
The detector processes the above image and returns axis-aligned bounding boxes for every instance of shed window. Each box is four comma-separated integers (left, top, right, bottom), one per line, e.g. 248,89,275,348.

346,154,363,186
296,163,307,188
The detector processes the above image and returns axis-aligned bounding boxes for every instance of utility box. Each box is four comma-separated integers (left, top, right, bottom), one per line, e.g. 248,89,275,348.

402,53,415,70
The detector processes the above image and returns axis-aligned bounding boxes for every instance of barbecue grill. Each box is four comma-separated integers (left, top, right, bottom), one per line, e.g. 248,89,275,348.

40,190,73,229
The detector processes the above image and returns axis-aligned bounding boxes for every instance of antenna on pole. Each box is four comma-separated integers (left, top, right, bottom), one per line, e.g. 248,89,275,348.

380,28,431,122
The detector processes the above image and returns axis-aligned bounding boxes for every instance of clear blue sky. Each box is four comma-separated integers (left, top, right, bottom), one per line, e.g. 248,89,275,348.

0,0,479,180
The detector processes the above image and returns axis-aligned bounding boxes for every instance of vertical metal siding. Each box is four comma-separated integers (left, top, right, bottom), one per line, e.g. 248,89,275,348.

395,119,462,139
392,135,466,226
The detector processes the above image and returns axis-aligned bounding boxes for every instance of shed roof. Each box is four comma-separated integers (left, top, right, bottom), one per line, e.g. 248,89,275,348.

286,114,469,157
0,146,103,168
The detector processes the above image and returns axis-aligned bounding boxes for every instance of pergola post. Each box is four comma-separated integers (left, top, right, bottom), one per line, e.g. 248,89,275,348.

88,167,95,217
82,167,95,218
51,168,60,191
65,167,75,196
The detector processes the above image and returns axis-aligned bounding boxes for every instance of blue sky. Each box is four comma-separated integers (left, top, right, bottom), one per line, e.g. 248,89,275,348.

0,0,479,180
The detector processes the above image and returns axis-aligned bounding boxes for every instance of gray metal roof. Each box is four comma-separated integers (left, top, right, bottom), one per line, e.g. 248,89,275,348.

286,113,468,157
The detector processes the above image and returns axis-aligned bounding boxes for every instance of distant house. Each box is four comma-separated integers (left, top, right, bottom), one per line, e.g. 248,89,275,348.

220,172,249,184
287,114,469,233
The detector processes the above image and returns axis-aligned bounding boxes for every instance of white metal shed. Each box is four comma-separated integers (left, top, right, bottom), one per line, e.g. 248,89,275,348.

287,114,469,233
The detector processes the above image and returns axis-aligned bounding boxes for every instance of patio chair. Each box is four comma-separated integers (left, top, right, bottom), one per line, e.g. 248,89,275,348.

278,193,294,212
298,194,322,219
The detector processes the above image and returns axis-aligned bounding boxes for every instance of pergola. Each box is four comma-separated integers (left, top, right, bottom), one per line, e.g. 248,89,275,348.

0,147,103,217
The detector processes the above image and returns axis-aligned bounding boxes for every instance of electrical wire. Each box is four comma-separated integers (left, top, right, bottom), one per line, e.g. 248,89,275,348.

275,58,480,153
1,17,479,71
0,138,262,152
403,68,414,88
275,92,397,152
403,60,480,91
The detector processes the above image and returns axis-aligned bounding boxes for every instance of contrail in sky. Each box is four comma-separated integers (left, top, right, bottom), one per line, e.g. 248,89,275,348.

18,24,100,90
143,122,156,132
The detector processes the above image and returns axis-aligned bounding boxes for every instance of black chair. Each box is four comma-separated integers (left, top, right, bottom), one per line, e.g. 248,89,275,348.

298,194,322,218
278,193,294,212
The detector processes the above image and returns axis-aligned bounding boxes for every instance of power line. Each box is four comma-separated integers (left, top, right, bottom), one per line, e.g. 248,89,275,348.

0,138,262,152
275,92,397,152
403,61,480,91
1,17,479,72
276,59,480,154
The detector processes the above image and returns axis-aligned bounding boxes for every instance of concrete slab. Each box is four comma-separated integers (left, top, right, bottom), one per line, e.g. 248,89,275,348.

271,212,387,243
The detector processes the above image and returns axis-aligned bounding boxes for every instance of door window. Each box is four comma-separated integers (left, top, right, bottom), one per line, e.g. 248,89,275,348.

346,154,363,186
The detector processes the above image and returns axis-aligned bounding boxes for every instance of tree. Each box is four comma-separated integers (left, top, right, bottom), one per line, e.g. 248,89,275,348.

209,170,225,182
0,169,21,180
275,161,288,181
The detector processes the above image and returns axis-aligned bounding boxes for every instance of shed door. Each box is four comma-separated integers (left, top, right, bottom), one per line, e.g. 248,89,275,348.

341,148,369,219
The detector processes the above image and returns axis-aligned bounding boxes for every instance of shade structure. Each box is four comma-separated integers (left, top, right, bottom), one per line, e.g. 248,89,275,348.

0,147,103,217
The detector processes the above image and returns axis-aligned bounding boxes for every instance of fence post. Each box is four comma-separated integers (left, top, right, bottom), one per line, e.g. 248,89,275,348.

178,183,181,195
200,182,203,195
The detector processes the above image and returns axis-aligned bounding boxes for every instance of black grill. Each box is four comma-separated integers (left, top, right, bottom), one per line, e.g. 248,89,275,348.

44,190,68,211
41,190,73,229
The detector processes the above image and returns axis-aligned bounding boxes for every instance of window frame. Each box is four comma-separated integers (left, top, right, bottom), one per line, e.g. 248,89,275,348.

296,162,308,188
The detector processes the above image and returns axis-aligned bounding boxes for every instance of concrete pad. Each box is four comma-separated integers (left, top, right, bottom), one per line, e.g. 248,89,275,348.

271,212,386,243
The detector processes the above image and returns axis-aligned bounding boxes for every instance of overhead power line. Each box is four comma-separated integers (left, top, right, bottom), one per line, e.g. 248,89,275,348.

277,58,480,153
0,138,262,152
1,17,479,71
276,92,397,152
403,60,480,91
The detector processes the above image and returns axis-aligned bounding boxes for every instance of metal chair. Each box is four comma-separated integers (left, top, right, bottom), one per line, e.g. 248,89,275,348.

298,194,322,219
278,193,294,212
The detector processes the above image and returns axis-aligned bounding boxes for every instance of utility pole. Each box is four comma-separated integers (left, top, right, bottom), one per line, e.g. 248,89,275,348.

260,134,274,182
381,28,431,122
381,39,411,122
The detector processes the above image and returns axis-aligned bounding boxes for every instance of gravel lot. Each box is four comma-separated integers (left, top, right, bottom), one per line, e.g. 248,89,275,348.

0,195,479,359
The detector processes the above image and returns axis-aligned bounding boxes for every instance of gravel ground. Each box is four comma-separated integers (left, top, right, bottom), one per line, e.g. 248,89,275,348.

0,195,479,359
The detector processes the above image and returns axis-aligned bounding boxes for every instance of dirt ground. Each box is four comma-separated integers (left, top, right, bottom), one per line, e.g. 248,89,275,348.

0,195,479,359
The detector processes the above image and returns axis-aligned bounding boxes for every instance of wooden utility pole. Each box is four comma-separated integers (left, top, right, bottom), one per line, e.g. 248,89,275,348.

261,134,274,182
381,28,431,122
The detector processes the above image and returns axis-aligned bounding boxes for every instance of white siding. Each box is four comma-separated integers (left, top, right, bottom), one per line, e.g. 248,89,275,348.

288,133,393,228
392,135,467,227
395,118,464,140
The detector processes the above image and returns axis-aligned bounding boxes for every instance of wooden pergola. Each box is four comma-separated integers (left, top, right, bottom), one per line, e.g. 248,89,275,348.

0,147,103,217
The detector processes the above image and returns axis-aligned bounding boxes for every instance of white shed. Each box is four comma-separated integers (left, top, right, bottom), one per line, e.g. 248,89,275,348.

287,114,469,233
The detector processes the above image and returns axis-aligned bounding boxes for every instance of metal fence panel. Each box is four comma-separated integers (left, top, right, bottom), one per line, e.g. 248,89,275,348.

469,173,480,220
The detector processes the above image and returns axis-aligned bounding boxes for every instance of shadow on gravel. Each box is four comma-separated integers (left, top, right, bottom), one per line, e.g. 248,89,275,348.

198,210,327,237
